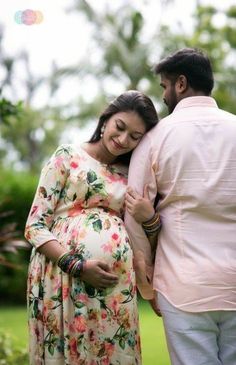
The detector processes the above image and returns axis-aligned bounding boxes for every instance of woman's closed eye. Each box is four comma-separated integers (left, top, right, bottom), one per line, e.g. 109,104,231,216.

116,122,124,131
130,134,142,141
116,121,143,141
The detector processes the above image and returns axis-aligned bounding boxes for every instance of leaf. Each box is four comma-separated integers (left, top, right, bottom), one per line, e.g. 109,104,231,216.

99,299,107,309
57,287,62,298
92,219,102,233
33,299,39,318
92,182,104,192
85,189,93,201
119,338,126,350
84,284,96,297
87,170,97,183
38,281,44,300
74,301,85,309
51,295,59,301
121,289,130,296
48,344,54,356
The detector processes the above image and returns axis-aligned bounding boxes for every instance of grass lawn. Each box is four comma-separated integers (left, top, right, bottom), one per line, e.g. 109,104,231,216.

0,300,170,365
139,299,170,365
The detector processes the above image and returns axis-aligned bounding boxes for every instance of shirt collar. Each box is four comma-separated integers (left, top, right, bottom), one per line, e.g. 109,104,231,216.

174,96,218,112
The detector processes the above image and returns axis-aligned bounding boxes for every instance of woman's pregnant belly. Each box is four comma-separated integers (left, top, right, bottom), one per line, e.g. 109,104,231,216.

51,209,133,272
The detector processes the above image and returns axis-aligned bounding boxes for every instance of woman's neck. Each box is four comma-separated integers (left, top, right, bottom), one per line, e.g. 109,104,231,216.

83,141,116,165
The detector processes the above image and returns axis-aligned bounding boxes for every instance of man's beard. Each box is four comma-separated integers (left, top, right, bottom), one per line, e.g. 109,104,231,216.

168,90,178,114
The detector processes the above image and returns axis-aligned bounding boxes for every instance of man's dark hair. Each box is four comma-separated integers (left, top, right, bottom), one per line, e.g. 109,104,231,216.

154,48,214,95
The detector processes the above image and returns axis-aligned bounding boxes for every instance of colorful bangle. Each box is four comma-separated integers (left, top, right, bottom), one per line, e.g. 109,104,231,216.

142,212,161,236
57,251,85,278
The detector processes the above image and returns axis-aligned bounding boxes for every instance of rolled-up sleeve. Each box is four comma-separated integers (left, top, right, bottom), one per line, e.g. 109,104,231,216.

25,145,70,249
125,134,158,299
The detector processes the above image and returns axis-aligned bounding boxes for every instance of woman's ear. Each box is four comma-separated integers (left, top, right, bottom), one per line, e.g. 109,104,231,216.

175,74,188,94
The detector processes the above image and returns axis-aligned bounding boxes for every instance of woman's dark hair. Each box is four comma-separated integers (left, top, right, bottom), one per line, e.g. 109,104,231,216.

88,90,158,165
154,48,214,95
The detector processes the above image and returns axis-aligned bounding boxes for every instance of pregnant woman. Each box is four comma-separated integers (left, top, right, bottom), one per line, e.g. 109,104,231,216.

25,90,158,365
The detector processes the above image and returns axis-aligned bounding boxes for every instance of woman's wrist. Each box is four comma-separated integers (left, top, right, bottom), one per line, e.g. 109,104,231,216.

142,212,161,236
142,210,156,224
57,251,85,278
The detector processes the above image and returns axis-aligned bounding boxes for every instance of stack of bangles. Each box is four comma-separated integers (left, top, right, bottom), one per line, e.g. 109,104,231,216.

57,251,85,278
142,212,161,236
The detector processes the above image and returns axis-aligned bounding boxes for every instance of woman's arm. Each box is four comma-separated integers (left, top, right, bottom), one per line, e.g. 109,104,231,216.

125,185,161,253
25,145,70,251
25,145,118,288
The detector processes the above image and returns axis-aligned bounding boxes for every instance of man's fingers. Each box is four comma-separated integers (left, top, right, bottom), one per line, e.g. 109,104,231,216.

149,296,162,317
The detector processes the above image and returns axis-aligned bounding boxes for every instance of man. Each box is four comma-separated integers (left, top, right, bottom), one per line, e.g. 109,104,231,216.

125,48,236,365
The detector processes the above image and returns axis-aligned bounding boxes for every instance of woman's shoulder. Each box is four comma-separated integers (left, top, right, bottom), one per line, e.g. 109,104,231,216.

53,143,82,157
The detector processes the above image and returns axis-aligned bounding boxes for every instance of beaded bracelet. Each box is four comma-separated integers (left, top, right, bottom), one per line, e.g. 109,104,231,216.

142,212,161,236
57,252,85,278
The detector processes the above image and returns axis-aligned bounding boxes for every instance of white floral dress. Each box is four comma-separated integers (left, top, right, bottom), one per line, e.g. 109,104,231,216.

25,144,141,365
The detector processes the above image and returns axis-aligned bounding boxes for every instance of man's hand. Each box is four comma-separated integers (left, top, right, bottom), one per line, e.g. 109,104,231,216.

80,260,119,289
149,293,162,317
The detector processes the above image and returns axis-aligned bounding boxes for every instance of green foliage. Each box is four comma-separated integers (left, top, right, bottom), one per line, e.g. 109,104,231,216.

1,105,64,172
59,0,161,120
0,331,28,365
0,169,38,231
0,251,29,304
1,2,236,171
155,4,236,116
0,96,23,125
0,169,37,304
0,207,30,270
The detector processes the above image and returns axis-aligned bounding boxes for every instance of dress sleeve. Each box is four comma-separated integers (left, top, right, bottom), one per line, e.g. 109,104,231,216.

24,145,71,249
124,134,158,299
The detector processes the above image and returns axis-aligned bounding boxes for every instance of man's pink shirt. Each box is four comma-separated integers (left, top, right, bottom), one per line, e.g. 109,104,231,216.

125,96,236,311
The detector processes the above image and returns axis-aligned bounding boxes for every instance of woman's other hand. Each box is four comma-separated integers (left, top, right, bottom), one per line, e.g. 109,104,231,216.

125,185,155,223
80,260,119,289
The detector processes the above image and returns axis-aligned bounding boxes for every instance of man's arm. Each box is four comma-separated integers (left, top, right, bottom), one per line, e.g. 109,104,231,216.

124,134,158,299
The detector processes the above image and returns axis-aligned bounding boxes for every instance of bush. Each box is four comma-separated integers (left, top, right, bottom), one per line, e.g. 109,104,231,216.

0,169,38,232
0,169,38,304
0,331,28,365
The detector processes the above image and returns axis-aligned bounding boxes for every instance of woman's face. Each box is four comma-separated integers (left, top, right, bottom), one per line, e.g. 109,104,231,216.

102,111,146,157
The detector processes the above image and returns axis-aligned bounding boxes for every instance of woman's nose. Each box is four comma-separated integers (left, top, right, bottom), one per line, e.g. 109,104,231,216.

118,133,129,146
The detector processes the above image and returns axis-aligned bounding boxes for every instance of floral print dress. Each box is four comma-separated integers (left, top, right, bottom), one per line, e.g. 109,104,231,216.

25,144,141,365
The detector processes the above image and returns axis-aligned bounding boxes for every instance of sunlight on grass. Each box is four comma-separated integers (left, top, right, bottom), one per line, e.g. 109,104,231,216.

0,307,28,348
138,299,170,365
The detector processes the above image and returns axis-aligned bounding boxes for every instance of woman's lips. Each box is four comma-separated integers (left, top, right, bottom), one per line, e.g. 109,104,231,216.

112,139,124,150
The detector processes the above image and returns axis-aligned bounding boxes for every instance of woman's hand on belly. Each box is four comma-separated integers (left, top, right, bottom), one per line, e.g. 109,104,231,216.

81,260,119,289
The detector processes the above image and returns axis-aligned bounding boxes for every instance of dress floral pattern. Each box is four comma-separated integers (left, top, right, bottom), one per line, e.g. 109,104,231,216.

25,144,141,365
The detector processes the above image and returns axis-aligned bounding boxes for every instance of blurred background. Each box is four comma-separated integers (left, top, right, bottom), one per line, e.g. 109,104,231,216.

0,0,236,363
